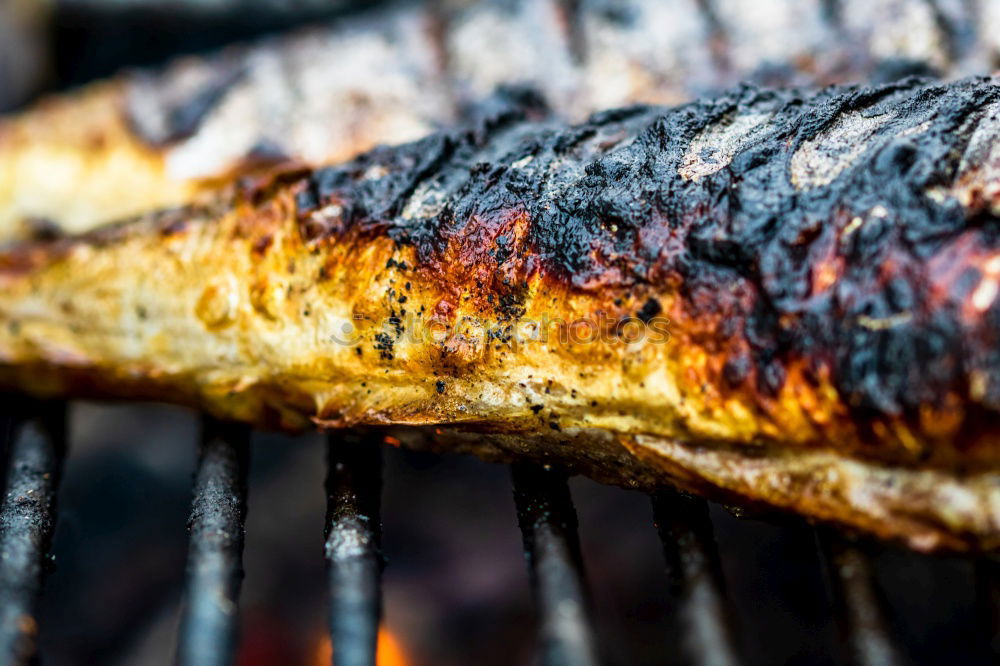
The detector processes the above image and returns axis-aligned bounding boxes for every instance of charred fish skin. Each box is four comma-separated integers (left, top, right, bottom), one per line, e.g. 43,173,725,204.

3,77,1000,550
0,0,995,241
294,76,1000,460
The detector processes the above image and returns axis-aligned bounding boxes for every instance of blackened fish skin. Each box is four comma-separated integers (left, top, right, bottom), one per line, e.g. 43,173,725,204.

294,76,1000,466
3,77,1000,550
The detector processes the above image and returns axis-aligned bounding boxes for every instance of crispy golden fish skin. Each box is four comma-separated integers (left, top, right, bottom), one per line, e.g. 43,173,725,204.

0,0,990,242
3,79,1000,551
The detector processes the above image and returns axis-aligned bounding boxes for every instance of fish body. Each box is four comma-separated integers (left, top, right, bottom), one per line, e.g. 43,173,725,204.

3,78,1000,551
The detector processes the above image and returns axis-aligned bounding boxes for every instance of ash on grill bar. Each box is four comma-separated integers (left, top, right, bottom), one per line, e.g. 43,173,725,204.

0,1,999,665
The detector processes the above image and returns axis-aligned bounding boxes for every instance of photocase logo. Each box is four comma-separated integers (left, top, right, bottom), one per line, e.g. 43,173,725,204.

328,310,671,353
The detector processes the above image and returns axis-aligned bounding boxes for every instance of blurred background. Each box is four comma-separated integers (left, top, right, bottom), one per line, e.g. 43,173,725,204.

0,0,370,111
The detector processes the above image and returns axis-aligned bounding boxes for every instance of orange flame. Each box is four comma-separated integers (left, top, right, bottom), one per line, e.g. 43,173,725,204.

313,626,410,666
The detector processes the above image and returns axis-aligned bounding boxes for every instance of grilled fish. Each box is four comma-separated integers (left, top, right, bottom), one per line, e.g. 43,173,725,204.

0,0,991,242
2,78,1000,551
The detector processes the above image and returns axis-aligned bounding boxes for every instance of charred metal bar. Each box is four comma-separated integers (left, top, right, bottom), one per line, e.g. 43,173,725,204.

651,489,739,666
325,431,383,666
510,464,598,666
0,401,66,666
176,418,250,666
817,532,902,666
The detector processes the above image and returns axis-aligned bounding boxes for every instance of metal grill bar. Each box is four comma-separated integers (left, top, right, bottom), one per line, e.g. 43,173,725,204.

510,464,598,666
651,490,739,666
325,431,383,666
176,418,250,666
817,532,902,666
0,401,66,666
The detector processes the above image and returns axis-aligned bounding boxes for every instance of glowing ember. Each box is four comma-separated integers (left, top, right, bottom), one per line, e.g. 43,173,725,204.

313,626,410,666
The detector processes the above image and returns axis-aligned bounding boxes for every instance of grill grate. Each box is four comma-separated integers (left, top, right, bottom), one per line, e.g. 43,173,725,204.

0,401,66,665
176,419,250,666
0,400,995,665
651,489,738,666
324,431,383,666
817,531,902,666
511,464,598,666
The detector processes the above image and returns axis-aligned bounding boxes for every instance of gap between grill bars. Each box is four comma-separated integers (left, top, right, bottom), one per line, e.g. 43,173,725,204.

0,404,994,665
